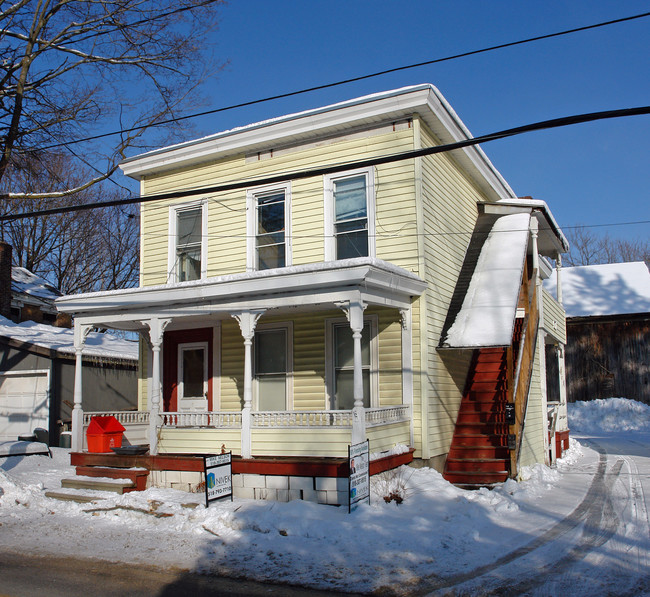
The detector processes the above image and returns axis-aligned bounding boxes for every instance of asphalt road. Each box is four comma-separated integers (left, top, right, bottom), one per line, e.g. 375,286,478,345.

0,550,362,597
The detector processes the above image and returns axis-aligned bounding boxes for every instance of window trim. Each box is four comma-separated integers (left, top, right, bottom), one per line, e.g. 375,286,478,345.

253,321,294,411
324,167,375,261
325,315,378,410
246,182,292,272
168,200,208,283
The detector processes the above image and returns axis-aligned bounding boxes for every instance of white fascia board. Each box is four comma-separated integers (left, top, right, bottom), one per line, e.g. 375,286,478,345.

119,84,516,203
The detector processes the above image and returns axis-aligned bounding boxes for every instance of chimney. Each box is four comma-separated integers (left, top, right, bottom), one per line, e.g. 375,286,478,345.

0,241,12,319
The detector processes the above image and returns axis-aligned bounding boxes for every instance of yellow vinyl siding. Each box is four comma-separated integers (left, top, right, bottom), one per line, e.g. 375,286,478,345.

417,117,491,459
542,288,567,344
139,127,418,284
366,421,411,453
252,428,350,458
372,307,403,406
519,343,546,467
138,338,148,412
158,428,241,455
219,318,245,411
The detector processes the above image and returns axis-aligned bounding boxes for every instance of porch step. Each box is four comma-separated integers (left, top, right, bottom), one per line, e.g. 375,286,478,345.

445,458,509,473
453,423,509,436
61,476,135,494
451,433,508,448
456,411,508,424
45,489,108,504
75,466,149,491
443,470,509,485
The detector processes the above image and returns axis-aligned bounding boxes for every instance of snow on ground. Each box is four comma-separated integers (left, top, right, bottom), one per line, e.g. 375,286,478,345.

0,398,647,595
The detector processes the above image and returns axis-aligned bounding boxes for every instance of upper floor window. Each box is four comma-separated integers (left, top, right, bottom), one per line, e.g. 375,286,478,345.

247,183,291,271
324,167,375,261
169,202,207,283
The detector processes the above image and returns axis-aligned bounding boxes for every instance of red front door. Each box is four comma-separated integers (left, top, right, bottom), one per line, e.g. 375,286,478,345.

163,328,213,412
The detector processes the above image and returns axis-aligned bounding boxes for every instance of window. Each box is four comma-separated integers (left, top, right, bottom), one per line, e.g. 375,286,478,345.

324,168,375,261
326,317,378,410
254,325,293,411
247,184,291,271
169,202,207,283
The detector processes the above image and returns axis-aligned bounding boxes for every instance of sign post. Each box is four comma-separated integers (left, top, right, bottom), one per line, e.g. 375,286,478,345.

349,439,370,513
204,452,233,507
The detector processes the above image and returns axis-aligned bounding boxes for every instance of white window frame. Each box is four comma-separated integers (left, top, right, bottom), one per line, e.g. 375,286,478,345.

168,200,208,283
325,315,378,410
324,167,376,262
177,341,208,406
246,182,292,272
253,322,294,411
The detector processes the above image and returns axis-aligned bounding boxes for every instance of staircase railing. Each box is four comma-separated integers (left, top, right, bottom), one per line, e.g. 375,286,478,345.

509,268,539,478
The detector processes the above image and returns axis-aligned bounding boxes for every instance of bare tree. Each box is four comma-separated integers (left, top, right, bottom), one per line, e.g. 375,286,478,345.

564,225,650,267
0,153,139,292
0,0,223,199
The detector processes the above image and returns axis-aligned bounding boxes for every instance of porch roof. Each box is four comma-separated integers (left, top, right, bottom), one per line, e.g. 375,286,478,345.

56,258,426,331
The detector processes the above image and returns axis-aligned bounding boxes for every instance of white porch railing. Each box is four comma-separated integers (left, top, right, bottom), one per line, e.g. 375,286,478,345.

83,411,150,426
158,406,410,429
161,412,242,428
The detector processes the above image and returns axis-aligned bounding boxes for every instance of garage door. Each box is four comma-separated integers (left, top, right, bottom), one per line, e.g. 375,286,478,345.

0,371,49,442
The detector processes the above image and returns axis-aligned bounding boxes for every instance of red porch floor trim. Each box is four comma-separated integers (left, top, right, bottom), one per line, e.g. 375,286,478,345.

70,448,415,478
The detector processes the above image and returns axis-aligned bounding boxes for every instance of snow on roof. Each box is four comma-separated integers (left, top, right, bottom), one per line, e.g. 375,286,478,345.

0,316,138,361
12,267,62,301
544,261,650,318
443,212,531,347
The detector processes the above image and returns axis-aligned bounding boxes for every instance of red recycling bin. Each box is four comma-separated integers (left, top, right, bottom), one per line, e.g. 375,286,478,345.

86,416,125,453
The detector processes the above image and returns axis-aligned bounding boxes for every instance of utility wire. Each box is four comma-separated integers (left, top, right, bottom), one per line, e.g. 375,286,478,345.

3,105,649,222
35,11,650,152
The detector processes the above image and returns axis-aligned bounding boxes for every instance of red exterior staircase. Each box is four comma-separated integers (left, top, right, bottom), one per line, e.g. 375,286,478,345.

443,347,511,489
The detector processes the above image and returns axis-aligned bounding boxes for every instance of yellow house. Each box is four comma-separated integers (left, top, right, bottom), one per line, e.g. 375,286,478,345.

57,84,569,503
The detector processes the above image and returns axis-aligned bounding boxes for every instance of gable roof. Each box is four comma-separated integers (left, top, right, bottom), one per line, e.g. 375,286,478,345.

120,84,516,202
544,261,650,318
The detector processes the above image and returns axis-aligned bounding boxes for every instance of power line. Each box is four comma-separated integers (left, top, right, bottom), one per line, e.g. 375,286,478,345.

35,10,650,152
3,105,649,222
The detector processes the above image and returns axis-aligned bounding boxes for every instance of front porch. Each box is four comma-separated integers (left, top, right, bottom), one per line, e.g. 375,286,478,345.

61,259,427,471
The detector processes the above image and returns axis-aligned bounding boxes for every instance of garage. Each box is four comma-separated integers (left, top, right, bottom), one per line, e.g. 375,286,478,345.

0,370,49,442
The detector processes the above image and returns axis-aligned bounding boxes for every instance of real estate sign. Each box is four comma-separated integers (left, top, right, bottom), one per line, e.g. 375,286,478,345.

204,452,232,507
349,439,370,513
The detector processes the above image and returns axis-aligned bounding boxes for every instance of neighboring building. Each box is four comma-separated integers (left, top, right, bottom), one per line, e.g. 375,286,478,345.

0,242,138,445
57,85,569,501
545,261,650,405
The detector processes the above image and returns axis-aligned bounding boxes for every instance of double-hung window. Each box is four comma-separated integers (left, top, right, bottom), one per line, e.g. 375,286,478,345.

324,167,375,261
247,183,291,271
254,324,293,411
326,316,378,410
169,202,207,283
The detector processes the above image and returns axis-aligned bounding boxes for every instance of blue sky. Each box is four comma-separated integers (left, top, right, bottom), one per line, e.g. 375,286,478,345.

139,1,650,243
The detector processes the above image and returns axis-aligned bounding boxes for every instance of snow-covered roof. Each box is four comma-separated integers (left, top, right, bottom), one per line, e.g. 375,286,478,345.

443,212,530,347
544,261,650,318
0,316,138,362
11,267,61,312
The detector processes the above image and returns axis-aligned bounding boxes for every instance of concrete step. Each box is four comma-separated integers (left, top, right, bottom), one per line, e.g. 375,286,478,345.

44,489,108,504
61,476,135,494
75,466,149,491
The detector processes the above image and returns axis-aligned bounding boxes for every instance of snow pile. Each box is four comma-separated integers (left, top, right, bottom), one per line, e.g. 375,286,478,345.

568,397,650,434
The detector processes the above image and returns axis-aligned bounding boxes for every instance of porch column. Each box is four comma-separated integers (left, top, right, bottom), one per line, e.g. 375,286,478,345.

233,310,265,459
400,307,415,449
348,301,367,445
145,318,170,456
71,323,91,452
556,253,563,305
